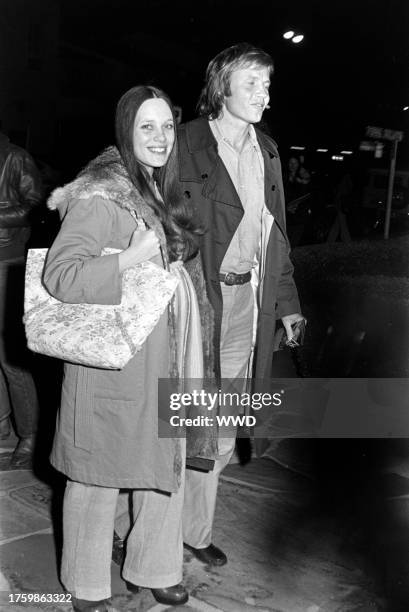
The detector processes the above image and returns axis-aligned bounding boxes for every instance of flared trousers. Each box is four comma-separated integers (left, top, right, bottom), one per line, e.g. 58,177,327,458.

61,441,185,600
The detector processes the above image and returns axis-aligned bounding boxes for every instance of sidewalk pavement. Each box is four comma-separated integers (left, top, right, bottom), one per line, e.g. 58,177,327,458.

0,431,405,612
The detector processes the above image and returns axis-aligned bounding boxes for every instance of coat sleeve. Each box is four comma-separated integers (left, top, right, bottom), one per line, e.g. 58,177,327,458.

18,150,43,206
0,151,43,228
43,196,122,305
270,155,301,318
275,239,301,319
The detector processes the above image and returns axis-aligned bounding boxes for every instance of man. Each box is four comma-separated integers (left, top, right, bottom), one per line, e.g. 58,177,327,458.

179,43,303,566
0,130,42,467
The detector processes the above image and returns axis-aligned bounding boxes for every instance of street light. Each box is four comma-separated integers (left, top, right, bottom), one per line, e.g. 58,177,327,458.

283,30,304,43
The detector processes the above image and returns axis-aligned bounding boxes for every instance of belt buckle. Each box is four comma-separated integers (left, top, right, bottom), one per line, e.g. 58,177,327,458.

224,272,236,285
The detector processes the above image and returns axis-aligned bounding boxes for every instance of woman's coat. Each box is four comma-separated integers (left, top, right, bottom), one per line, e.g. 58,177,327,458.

44,148,182,492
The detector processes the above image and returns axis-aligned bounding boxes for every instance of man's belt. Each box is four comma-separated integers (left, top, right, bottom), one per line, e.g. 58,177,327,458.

219,271,251,285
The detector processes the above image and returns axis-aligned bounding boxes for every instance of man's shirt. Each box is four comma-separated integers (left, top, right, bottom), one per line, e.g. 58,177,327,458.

209,120,265,274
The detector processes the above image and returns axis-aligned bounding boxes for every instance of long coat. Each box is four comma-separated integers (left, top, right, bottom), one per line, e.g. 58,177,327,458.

43,148,182,492
178,118,301,381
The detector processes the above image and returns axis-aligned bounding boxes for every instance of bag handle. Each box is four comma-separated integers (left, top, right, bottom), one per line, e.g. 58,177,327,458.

128,209,170,271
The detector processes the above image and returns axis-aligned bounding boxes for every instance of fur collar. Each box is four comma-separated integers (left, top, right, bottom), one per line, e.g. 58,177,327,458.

47,146,166,247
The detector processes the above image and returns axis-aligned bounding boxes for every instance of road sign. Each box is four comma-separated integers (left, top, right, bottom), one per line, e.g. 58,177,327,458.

366,126,404,141
359,141,384,157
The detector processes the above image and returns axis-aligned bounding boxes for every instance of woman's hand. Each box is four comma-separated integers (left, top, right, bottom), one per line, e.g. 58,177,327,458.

118,229,161,272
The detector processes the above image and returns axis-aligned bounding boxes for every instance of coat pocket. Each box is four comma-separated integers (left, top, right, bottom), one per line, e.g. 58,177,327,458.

93,397,141,443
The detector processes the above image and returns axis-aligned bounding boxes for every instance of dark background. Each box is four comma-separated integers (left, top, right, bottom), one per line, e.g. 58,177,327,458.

1,0,408,177
1,6,409,607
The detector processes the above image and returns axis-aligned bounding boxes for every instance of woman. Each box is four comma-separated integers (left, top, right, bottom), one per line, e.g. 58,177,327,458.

44,86,202,611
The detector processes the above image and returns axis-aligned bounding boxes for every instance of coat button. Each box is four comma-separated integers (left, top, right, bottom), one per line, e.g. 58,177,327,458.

201,173,208,179
184,190,191,198
271,185,276,191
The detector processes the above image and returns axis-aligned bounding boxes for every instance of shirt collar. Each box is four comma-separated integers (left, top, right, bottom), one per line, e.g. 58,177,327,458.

210,119,258,153
182,116,278,158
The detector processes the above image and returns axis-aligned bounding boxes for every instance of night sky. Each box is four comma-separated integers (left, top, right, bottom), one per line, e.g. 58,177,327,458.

59,0,408,162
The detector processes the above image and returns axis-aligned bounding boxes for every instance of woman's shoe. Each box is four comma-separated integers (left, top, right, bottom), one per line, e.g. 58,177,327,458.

151,583,189,606
72,597,119,612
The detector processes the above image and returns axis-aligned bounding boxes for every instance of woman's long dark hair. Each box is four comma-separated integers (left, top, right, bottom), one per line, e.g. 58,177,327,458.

115,85,200,261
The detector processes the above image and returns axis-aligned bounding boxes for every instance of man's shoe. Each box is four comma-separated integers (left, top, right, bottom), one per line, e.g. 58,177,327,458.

10,435,35,469
72,597,119,612
151,584,188,606
0,416,11,440
185,543,227,566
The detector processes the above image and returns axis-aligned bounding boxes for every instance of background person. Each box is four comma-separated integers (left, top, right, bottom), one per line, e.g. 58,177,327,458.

43,85,202,611
0,129,42,467
283,155,311,247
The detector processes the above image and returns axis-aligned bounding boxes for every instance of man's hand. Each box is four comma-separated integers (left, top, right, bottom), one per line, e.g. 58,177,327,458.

281,313,305,343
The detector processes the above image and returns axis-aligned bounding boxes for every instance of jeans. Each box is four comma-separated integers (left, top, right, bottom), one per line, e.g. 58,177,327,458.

0,257,39,437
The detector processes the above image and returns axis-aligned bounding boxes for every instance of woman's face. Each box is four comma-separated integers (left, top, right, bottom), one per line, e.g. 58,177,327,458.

133,98,175,176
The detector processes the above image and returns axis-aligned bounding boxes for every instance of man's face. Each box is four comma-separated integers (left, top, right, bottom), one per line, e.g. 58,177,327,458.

222,65,270,126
